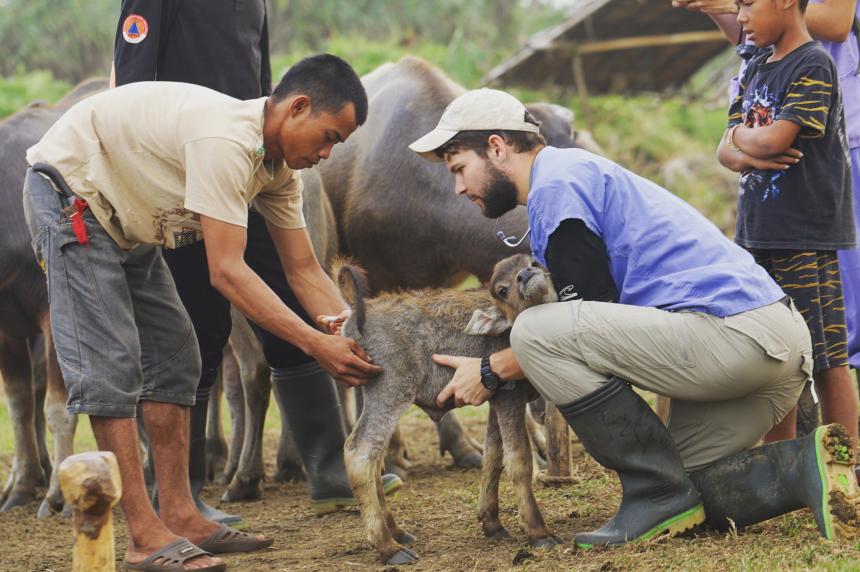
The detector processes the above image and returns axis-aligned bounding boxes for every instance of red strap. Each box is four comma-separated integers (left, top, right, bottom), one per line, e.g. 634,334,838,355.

70,198,89,245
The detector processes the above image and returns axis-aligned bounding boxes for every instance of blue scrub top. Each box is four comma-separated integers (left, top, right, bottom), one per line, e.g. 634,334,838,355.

528,147,784,317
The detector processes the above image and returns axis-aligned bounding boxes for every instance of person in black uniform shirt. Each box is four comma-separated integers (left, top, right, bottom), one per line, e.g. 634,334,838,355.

112,0,401,526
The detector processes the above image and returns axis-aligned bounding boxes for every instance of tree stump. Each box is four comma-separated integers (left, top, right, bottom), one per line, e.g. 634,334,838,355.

58,451,122,572
538,403,576,487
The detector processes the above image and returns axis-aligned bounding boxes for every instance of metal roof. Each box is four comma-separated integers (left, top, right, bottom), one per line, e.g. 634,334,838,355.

483,0,732,94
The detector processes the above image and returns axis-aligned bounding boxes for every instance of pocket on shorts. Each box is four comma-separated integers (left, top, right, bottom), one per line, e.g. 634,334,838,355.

723,313,791,363
46,223,87,371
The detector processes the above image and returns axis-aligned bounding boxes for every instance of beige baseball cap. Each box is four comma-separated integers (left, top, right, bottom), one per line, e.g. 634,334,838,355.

409,88,540,162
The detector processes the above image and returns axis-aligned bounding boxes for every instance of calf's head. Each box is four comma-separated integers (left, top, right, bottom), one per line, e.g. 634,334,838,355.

464,254,557,336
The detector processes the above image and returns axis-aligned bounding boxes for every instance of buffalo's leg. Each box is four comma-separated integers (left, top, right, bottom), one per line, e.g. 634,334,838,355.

436,411,482,468
477,407,508,539
31,336,51,485
0,334,44,511
38,328,76,517
222,363,269,502
206,371,228,483
345,399,416,565
217,342,245,485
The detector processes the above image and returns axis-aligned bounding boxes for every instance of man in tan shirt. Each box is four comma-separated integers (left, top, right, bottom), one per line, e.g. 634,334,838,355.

23,54,376,571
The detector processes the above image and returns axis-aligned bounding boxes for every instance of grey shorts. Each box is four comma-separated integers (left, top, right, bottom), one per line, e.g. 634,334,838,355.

22,167,201,417
510,298,813,471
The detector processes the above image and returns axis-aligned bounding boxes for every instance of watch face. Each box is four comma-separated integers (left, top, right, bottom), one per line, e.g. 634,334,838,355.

481,374,500,391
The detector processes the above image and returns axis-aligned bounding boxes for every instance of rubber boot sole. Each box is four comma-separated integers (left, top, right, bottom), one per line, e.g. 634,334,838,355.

312,475,404,515
576,504,706,549
815,424,859,541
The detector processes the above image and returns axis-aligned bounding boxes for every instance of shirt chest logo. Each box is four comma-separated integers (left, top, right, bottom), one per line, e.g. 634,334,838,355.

559,284,579,301
122,14,149,44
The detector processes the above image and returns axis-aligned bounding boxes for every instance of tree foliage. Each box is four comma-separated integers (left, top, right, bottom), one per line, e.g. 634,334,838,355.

0,0,564,83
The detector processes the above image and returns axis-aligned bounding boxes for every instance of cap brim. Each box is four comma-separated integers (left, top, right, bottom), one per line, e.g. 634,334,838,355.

408,128,460,162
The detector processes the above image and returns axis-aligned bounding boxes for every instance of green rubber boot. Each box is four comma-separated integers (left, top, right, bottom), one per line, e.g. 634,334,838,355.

558,378,705,548
690,423,859,540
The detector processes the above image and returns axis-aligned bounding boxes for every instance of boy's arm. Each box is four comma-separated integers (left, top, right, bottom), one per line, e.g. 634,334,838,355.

730,120,803,159
717,130,802,172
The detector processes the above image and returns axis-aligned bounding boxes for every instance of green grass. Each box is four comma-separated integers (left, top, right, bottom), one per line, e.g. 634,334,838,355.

0,70,69,119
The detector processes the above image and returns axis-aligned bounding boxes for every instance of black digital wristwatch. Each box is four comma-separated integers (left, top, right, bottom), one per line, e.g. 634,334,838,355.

480,356,503,391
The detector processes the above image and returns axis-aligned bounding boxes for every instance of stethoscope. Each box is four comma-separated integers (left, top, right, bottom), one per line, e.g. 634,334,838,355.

494,216,530,248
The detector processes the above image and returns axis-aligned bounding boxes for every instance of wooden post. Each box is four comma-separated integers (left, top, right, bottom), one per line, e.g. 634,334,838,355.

59,451,122,572
538,403,576,487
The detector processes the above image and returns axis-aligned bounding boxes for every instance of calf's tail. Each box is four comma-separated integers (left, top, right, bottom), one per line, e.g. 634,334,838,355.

332,257,368,335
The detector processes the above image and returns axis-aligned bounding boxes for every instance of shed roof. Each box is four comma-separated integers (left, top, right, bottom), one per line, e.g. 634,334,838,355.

483,0,732,94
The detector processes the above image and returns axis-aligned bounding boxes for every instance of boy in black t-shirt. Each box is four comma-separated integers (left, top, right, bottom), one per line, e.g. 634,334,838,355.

717,0,857,443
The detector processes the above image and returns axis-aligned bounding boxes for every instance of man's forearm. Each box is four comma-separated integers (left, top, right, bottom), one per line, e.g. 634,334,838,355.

489,348,524,381
285,263,349,322
211,261,324,353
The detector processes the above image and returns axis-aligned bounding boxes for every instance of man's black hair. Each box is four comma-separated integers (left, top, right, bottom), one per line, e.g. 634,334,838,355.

799,0,809,12
272,54,368,126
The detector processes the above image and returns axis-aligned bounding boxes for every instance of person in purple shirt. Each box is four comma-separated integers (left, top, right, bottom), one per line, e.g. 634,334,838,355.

674,0,859,445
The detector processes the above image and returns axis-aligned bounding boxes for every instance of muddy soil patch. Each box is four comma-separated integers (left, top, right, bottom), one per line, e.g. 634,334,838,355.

1,407,858,571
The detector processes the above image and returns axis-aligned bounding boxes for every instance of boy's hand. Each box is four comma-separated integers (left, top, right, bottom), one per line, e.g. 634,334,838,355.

747,148,803,171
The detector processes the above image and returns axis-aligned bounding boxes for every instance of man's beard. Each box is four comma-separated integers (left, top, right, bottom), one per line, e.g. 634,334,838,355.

480,164,518,219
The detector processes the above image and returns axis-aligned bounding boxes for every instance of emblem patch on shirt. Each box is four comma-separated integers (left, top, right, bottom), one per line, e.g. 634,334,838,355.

122,14,149,44
559,284,579,301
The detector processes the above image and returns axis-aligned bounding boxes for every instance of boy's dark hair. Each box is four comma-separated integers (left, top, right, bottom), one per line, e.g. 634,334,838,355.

799,0,809,12
435,111,546,158
272,54,368,126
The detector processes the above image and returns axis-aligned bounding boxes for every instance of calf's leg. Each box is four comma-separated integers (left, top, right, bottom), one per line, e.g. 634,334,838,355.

345,399,417,565
477,407,508,539
495,397,558,547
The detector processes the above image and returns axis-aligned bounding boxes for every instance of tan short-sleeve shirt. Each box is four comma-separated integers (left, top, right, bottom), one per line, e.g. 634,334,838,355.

26,81,305,249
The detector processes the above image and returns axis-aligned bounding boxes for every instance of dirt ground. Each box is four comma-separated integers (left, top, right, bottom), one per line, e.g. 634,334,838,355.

2,406,860,572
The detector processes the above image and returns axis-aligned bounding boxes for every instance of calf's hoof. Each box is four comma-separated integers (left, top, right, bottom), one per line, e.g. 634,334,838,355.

530,535,563,549
385,547,418,565
484,527,511,540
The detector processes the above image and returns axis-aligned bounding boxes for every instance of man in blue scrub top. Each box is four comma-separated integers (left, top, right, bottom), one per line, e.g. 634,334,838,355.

412,88,859,547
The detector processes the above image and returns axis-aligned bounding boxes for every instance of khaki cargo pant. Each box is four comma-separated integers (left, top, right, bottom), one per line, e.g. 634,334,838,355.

510,299,813,471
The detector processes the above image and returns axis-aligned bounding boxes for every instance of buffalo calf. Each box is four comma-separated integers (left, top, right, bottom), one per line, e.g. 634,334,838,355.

338,254,560,565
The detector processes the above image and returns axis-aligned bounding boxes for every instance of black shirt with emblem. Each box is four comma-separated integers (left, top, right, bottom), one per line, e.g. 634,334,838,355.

728,41,854,250
114,0,271,98
544,219,618,303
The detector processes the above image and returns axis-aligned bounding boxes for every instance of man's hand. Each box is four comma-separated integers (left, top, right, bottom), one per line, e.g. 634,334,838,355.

672,0,738,14
434,354,493,408
307,333,382,387
317,309,350,335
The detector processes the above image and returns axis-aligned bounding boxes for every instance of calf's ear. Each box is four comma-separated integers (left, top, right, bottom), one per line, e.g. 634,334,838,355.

464,307,511,336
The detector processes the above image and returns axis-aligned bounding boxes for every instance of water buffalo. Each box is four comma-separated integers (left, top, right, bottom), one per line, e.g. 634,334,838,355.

0,79,106,517
318,55,580,292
